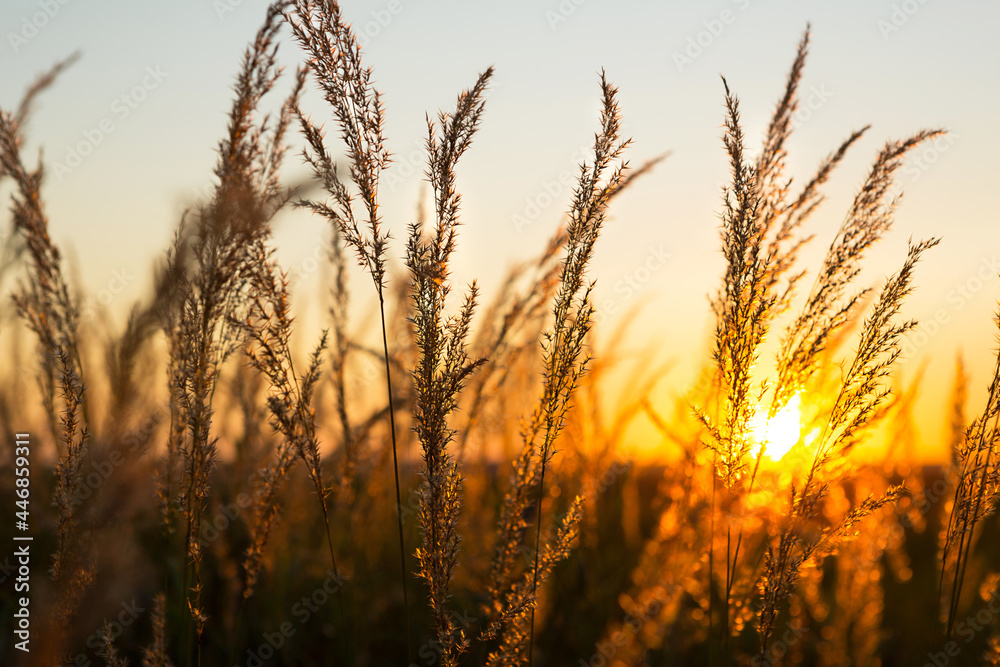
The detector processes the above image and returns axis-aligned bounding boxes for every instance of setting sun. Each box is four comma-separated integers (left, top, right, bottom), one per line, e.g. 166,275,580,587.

751,394,804,460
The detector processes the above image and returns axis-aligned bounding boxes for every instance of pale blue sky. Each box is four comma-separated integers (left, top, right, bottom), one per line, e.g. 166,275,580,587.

2,0,998,457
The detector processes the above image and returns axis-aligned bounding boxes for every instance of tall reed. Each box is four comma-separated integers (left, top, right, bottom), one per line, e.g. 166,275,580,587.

483,70,630,666
691,25,944,661
407,66,493,666
285,0,414,655
1,54,94,640
157,3,297,660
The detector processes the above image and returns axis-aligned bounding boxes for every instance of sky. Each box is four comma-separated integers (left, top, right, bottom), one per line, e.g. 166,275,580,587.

1,0,998,461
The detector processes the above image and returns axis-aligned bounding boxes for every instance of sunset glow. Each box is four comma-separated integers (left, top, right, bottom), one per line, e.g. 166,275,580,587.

751,394,804,461
3,0,999,662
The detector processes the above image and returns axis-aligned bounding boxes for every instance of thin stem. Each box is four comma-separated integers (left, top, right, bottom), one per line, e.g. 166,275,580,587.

944,462,971,636
379,292,412,664
722,446,762,651
181,476,195,667
949,527,971,636
528,449,550,667
938,455,968,635
708,463,716,667
724,525,732,662
318,495,354,666
945,377,1000,636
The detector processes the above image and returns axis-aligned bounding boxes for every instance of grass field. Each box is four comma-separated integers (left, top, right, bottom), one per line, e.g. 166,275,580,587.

2,2,999,666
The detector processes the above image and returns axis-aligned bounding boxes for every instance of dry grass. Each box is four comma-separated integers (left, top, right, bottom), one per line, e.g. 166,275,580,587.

3,6,999,667
1,54,95,657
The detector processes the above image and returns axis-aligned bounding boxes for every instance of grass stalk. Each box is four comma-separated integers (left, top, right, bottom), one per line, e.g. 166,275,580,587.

286,1,414,657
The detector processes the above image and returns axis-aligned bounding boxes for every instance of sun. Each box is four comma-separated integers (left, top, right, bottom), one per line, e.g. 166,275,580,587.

750,394,804,460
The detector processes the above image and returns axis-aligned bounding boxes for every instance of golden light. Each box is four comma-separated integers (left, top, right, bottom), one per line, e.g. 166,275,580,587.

751,394,804,460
